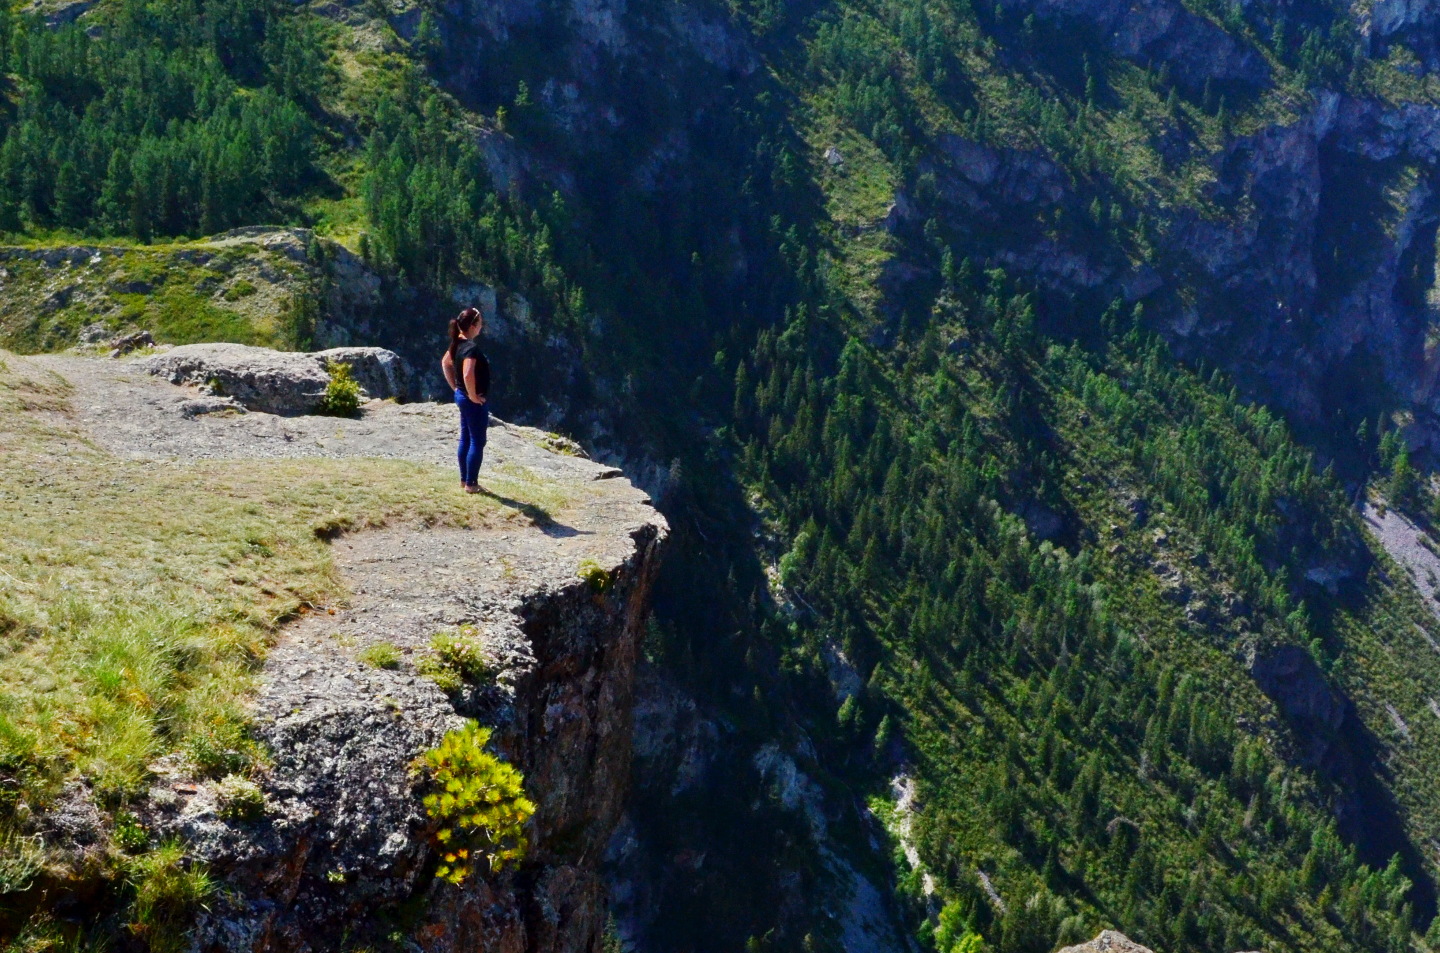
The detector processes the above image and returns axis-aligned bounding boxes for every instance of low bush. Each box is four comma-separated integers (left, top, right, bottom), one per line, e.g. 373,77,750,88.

113,811,149,852
125,842,213,953
223,280,258,301
318,362,361,417
577,559,612,595
415,722,534,884
417,628,490,693
215,775,265,821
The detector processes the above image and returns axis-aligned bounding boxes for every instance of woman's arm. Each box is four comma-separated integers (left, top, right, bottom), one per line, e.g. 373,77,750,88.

463,359,486,405
442,351,457,390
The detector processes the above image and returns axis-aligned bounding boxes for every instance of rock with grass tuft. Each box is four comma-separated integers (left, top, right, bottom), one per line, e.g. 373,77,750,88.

315,346,419,403
357,642,402,669
318,361,362,417
143,342,415,415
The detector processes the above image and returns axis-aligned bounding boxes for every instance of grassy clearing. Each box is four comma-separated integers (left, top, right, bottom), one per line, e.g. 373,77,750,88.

0,351,568,829
808,113,898,229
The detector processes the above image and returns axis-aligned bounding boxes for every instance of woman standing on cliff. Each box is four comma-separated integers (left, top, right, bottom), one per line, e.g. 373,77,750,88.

442,307,490,494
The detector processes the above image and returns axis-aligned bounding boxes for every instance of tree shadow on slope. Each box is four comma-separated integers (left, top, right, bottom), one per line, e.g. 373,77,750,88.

1250,640,1437,923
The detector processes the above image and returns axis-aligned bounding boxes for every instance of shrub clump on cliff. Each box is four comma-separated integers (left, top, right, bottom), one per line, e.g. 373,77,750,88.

416,721,535,885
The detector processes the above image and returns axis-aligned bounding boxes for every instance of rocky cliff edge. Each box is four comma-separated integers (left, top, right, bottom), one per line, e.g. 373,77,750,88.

32,348,667,953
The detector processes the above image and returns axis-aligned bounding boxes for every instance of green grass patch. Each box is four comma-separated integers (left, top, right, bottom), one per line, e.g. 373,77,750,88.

304,195,369,248
357,642,402,669
222,279,258,301
145,287,268,347
416,628,491,694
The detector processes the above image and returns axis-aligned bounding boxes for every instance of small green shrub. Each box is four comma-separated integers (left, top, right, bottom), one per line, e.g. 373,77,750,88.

433,628,489,680
358,642,402,669
417,662,462,694
318,362,361,417
416,721,534,884
125,841,212,953
215,774,264,821
185,719,256,777
577,559,612,594
417,628,490,693
113,810,149,852
223,279,258,301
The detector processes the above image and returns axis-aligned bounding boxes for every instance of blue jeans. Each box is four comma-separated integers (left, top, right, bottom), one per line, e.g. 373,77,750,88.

455,389,489,485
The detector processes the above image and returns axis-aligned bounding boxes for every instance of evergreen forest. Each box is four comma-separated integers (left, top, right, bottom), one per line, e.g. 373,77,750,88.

7,0,1440,951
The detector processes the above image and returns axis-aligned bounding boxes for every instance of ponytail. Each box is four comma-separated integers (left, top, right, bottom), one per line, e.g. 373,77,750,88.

447,318,462,368
447,307,481,369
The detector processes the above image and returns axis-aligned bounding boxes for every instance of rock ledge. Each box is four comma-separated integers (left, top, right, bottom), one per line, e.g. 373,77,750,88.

144,342,419,415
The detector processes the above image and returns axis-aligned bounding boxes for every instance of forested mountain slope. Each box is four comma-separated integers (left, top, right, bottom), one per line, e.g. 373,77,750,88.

8,0,1440,951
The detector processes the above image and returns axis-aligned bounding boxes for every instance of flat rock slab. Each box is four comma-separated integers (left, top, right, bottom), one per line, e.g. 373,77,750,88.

34,354,622,483
276,519,646,703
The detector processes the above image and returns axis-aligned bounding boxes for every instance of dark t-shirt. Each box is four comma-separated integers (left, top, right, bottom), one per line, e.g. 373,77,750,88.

455,340,490,399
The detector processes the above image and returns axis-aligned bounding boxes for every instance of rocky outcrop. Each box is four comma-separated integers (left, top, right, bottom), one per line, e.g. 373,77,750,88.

1364,0,1440,68
39,351,668,953
1058,933,1155,953
171,517,663,953
313,346,419,405
144,343,419,415
1247,644,1346,769
996,0,1269,94
0,228,388,357
904,75,1440,455
22,0,96,28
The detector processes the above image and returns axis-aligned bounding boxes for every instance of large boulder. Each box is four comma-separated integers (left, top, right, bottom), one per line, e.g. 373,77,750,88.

144,343,416,416
315,346,420,404
1059,933,1155,953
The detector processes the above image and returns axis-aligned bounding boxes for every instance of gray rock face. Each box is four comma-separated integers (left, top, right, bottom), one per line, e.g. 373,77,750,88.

144,344,332,415
1365,0,1440,68
995,0,1269,94
170,517,665,953
23,0,96,28
108,329,153,357
908,73,1440,455
76,322,109,345
1058,932,1155,953
314,346,420,404
1248,643,1347,772
143,343,417,415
